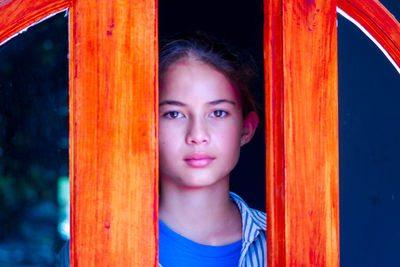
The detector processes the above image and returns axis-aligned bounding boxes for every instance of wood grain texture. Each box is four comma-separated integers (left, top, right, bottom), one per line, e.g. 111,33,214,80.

69,0,158,266
264,0,286,266
264,0,339,266
0,0,70,45
338,0,400,70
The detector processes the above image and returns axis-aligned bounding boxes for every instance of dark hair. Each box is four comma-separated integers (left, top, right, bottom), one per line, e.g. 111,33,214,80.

159,32,258,117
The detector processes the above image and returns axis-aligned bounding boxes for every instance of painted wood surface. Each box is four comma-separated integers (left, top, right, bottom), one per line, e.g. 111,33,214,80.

337,0,400,70
264,0,340,266
0,0,70,45
264,0,286,265
69,0,158,266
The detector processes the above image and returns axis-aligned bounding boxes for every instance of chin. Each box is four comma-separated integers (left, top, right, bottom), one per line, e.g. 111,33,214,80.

181,175,229,189
160,167,231,189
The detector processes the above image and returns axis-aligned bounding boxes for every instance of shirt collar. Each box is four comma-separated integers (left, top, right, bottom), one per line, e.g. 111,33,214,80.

229,191,266,244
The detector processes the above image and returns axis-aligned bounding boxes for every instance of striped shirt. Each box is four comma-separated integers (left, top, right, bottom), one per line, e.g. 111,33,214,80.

229,192,267,267
56,192,266,267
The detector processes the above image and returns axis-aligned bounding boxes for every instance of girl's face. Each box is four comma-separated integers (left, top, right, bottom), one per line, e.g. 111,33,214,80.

159,57,256,189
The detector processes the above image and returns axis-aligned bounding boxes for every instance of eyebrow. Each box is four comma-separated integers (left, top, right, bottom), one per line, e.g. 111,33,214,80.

207,99,236,106
159,100,186,107
159,99,236,107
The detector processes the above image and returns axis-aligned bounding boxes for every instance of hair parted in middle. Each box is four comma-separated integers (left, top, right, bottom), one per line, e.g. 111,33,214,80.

159,32,259,117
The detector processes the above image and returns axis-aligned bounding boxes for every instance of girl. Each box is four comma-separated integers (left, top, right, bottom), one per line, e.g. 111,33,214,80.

158,33,266,267
57,33,266,267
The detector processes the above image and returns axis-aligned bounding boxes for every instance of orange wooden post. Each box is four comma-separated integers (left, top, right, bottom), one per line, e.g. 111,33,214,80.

69,0,158,266
264,0,340,266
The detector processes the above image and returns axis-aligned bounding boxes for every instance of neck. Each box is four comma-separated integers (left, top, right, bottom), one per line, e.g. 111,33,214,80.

159,175,242,245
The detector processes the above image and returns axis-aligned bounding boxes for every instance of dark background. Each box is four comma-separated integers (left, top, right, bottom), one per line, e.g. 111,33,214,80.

338,0,400,265
0,11,69,266
158,0,267,213
0,0,399,265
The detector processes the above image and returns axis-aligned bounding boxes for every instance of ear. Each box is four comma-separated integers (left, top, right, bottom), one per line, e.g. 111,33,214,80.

240,111,259,147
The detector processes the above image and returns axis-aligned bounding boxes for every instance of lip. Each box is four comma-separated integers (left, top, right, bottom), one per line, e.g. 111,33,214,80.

184,153,215,168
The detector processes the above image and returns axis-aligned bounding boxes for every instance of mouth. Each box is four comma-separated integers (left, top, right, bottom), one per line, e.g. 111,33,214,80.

184,153,215,168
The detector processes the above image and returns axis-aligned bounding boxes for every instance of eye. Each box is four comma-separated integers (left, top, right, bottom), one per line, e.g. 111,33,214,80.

210,110,228,118
163,111,184,119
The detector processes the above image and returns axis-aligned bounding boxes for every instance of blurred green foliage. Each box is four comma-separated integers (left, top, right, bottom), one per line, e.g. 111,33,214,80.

0,12,68,265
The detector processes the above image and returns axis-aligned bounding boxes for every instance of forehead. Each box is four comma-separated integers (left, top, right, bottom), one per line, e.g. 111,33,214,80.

159,58,241,103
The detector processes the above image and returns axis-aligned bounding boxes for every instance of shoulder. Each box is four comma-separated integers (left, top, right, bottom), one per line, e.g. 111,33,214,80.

229,191,266,231
56,240,70,267
229,191,266,245
230,192,267,266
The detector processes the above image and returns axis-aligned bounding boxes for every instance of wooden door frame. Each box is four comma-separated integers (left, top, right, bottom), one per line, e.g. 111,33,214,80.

1,0,399,265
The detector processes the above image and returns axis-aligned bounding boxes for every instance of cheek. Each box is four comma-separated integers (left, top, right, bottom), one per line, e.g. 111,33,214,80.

214,122,242,157
159,128,171,155
158,123,181,160
158,138,175,175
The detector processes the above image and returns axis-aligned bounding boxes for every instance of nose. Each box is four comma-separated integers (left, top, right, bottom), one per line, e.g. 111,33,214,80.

185,117,210,145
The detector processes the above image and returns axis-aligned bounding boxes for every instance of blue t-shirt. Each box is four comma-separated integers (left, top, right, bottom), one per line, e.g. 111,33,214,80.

159,220,242,267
